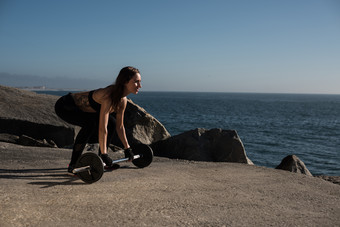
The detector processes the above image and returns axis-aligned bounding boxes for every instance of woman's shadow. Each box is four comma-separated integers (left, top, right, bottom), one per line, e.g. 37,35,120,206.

0,168,83,188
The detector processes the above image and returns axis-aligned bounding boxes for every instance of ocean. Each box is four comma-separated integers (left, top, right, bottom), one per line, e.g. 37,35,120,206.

36,90,340,176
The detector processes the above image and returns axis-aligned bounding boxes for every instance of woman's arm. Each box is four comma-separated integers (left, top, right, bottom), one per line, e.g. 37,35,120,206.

115,98,130,149
98,100,111,154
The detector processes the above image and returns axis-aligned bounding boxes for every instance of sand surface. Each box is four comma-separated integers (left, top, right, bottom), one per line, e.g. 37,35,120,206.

0,142,339,226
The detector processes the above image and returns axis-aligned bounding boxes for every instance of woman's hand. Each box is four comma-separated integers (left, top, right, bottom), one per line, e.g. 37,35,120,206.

124,147,135,161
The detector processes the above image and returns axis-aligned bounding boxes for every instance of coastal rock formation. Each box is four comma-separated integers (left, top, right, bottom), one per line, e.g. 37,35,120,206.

0,85,170,148
275,155,313,176
0,133,19,144
0,85,74,147
315,175,340,185
17,135,57,148
151,128,253,164
121,99,171,145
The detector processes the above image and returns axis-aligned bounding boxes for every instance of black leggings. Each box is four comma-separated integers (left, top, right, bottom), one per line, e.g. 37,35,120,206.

55,93,116,165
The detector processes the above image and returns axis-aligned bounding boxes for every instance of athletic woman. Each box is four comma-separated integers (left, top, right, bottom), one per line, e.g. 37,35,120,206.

55,66,142,174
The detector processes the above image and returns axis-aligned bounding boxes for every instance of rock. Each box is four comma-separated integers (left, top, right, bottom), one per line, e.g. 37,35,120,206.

0,85,170,148
0,133,57,148
0,85,76,147
17,135,57,148
275,155,313,176
124,99,171,145
151,128,253,164
0,133,19,144
315,175,340,185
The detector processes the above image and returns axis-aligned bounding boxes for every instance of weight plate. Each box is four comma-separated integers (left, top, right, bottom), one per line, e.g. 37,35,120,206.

132,144,153,168
75,152,104,184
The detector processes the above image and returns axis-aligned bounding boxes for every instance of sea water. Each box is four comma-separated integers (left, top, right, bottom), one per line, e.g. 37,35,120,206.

37,90,340,176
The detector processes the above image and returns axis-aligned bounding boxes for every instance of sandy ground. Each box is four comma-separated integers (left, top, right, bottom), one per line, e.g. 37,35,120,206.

0,142,339,227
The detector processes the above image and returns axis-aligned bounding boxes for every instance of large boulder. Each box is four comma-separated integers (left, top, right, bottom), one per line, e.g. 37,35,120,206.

275,155,313,176
0,85,170,148
0,85,74,147
124,100,171,145
151,128,253,164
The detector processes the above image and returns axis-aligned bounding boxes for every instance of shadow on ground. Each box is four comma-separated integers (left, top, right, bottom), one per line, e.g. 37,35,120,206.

0,168,83,188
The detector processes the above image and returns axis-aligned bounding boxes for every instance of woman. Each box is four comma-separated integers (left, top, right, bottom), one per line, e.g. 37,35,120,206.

55,66,142,175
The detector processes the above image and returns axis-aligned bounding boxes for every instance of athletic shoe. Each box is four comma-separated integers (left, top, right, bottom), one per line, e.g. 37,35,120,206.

67,164,76,176
104,163,120,171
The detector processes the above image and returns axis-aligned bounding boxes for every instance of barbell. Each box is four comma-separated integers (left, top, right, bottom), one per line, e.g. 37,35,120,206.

72,144,153,184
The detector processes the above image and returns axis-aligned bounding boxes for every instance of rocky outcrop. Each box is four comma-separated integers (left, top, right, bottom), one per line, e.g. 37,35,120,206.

0,133,19,144
0,85,170,148
0,133,58,147
315,175,340,185
16,134,57,147
122,100,171,145
151,128,253,164
275,155,313,176
0,86,74,147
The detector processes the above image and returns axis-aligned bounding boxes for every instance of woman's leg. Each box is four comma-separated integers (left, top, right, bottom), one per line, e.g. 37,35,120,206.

55,94,99,169
69,121,97,166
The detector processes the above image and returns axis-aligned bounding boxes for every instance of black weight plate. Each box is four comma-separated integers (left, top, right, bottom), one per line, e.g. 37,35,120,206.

75,152,104,184
132,144,153,168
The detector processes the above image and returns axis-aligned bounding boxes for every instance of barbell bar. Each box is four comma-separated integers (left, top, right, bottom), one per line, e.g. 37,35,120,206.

73,144,153,184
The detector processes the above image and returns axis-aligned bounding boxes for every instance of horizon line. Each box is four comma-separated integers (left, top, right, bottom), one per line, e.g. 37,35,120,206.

14,86,340,96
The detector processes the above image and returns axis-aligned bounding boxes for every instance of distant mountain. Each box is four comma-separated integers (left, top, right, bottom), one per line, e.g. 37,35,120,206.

0,72,110,90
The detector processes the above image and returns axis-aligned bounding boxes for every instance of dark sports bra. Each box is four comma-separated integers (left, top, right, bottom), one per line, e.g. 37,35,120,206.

88,90,101,112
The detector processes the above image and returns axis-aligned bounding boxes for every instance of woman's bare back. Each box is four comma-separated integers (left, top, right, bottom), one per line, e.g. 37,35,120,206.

71,91,95,112
71,87,114,113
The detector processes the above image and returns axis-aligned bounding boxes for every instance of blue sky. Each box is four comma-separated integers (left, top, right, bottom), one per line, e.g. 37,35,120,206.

0,0,339,94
